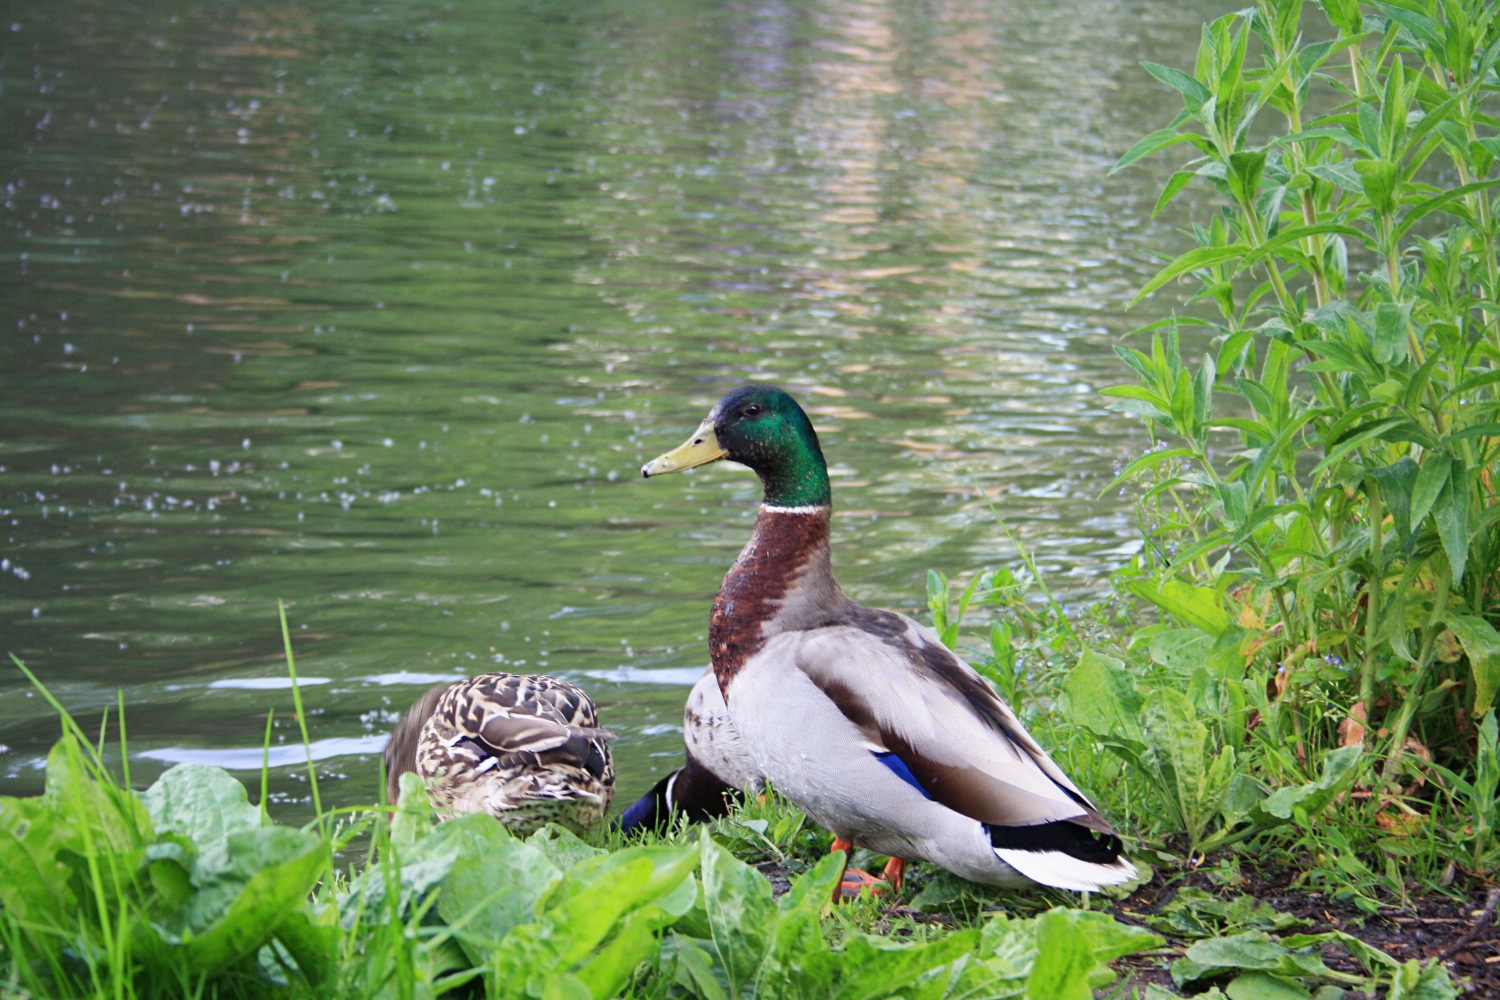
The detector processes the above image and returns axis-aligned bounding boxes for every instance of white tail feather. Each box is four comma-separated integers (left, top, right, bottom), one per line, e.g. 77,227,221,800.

994,848,1138,892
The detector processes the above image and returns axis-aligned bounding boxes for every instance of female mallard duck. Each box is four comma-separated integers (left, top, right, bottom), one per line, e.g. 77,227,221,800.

642,385,1135,892
383,673,615,836
617,668,763,832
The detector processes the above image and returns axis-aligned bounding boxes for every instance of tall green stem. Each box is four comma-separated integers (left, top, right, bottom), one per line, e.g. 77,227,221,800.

1358,486,1384,734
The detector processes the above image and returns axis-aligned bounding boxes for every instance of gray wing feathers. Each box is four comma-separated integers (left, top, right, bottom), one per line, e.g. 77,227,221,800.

788,621,1105,829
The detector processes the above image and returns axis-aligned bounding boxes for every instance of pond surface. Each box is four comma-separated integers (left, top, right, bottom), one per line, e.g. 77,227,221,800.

1,0,1225,817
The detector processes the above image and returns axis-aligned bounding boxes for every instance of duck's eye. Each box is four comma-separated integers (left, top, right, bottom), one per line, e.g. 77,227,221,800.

744,403,762,417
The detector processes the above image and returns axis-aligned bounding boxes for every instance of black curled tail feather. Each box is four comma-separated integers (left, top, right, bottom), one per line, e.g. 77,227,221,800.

615,773,674,833
614,755,743,834
986,820,1124,865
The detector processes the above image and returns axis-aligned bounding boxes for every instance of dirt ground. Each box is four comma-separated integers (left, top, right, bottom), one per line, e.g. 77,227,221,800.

1101,868,1498,996
753,857,1500,996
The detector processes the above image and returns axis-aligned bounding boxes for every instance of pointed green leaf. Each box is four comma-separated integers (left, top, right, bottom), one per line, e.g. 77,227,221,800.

1445,615,1500,716
1142,61,1212,108
1127,579,1231,636
1410,456,1449,529
1393,179,1500,241
1114,129,1199,173
1366,458,1419,546
1131,246,1250,306
1353,158,1399,214
1432,462,1469,584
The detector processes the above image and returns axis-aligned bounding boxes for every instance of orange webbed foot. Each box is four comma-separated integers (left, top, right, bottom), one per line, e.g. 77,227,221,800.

881,856,906,894
830,837,902,900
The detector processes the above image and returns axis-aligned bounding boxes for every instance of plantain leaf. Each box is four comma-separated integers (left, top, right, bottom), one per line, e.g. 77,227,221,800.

1127,579,1232,636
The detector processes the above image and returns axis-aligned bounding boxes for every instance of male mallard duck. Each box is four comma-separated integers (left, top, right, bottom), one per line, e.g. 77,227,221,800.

383,672,615,835
642,385,1135,892
617,668,763,832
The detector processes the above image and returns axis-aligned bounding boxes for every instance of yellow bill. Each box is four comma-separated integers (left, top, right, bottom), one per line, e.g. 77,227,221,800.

641,419,727,477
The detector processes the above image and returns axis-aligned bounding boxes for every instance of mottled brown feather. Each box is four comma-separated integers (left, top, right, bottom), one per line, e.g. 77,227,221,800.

387,673,616,834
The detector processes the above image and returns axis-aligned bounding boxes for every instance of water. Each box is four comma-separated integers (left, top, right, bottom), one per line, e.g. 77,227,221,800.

1,0,1227,817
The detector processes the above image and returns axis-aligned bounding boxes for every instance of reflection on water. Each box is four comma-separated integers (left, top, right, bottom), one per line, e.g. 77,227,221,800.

1,0,1225,817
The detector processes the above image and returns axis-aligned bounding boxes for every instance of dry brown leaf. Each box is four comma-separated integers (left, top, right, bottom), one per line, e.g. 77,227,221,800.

1375,811,1425,837
1338,701,1368,748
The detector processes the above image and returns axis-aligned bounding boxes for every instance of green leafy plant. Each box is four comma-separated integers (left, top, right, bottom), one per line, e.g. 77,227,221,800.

0,670,329,997
1107,0,1500,874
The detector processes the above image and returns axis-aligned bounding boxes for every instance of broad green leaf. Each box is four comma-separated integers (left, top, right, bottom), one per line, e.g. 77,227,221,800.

1154,170,1198,217
1322,0,1361,33
1307,161,1365,194
144,763,261,849
1173,931,1334,987
1227,150,1267,209
1141,61,1212,108
1221,773,1269,825
0,795,77,934
1064,649,1144,744
542,971,593,1000
501,843,698,998
1239,222,1365,270
1145,888,1308,940
389,769,437,848
1393,179,1500,242
1253,746,1362,823
1227,970,1314,999
1280,930,1398,974
563,908,670,1000
1444,615,1500,716
829,931,978,1000
1069,907,1165,964
755,850,844,995
342,809,489,920
272,904,337,986
1145,688,1216,841
1147,628,1216,674
153,825,327,975
1127,579,1231,636
43,736,152,857
1220,480,1248,530
436,817,563,955
1024,909,1094,1000
1387,958,1459,1000
672,938,732,1000
527,823,608,870
1366,458,1419,546
697,832,777,995
1372,302,1409,364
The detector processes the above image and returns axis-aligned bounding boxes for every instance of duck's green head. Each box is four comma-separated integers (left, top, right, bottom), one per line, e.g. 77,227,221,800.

641,385,831,508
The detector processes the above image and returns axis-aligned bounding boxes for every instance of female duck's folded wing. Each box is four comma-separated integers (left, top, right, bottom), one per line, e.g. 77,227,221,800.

787,616,1109,830
439,674,615,781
